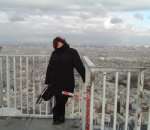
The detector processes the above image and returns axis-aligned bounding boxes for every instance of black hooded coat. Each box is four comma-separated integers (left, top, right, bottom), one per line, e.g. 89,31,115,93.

45,43,85,93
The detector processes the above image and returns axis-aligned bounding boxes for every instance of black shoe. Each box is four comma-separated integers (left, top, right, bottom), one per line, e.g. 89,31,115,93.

53,119,64,125
59,116,65,123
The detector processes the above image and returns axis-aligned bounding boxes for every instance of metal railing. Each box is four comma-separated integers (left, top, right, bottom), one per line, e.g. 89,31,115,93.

0,55,83,118
0,54,150,130
82,56,150,130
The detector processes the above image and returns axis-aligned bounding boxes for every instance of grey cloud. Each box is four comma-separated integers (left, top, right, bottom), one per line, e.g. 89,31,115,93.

99,0,150,11
52,29,150,46
0,0,150,12
0,19,150,46
9,15,25,22
0,0,150,45
0,5,108,28
110,17,123,24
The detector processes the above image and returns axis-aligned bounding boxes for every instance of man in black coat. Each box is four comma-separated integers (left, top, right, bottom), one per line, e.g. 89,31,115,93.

45,37,85,125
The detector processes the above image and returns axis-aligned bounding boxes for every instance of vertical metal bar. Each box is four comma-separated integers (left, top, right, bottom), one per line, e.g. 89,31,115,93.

32,56,35,114
0,57,3,107
20,56,23,113
136,71,144,130
79,94,81,115
81,83,85,130
90,81,94,130
39,81,42,115
26,56,29,114
82,56,96,130
125,72,131,130
39,56,42,115
6,56,10,107
71,97,75,118
101,72,107,130
113,72,119,130
37,56,41,115
45,56,48,115
79,97,81,116
148,106,150,130
82,67,89,130
79,81,82,114
13,56,17,109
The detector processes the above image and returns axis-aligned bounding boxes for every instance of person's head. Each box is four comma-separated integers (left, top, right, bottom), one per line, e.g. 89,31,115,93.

53,37,66,49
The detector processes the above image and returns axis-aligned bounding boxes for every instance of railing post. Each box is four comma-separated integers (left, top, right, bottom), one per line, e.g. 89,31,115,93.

89,80,94,130
71,96,75,118
6,56,10,108
148,106,150,130
101,72,107,130
136,70,144,130
82,56,96,130
45,56,49,116
125,72,131,130
82,67,88,130
13,56,17,109
19,56,23,113
85,69,95,130
113,72,119,130
26,56,29,114
86,86,90,130
0,57,3,107
82,65,90,130
79,80,82,114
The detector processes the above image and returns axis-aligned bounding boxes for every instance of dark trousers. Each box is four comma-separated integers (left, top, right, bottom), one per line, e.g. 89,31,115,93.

52,93,69,121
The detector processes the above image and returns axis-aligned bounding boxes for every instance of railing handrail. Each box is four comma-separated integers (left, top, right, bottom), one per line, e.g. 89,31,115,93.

1,54,150,69
0,54,50,56
82,56,150,72
83,56,96,68
2,54,150,70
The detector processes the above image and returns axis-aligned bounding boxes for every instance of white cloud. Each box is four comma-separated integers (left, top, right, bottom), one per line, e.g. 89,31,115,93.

0,11,9,23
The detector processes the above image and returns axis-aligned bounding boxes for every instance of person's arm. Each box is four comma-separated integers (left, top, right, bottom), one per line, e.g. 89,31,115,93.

73,49,85,83
45,51,55,84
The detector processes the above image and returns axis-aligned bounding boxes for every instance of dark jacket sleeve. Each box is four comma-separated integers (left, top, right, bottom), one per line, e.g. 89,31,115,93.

45,51,55,84
73,49,85,83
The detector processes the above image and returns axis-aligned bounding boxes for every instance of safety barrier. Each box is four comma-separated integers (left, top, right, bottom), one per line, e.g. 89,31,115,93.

82,56,150,130
0,55,82,118
0,54,150,130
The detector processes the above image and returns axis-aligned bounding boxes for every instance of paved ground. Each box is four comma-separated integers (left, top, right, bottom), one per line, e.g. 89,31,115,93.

0,117,81,130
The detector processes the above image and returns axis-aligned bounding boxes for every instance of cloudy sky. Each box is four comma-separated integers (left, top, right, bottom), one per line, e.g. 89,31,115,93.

0,0,150,45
